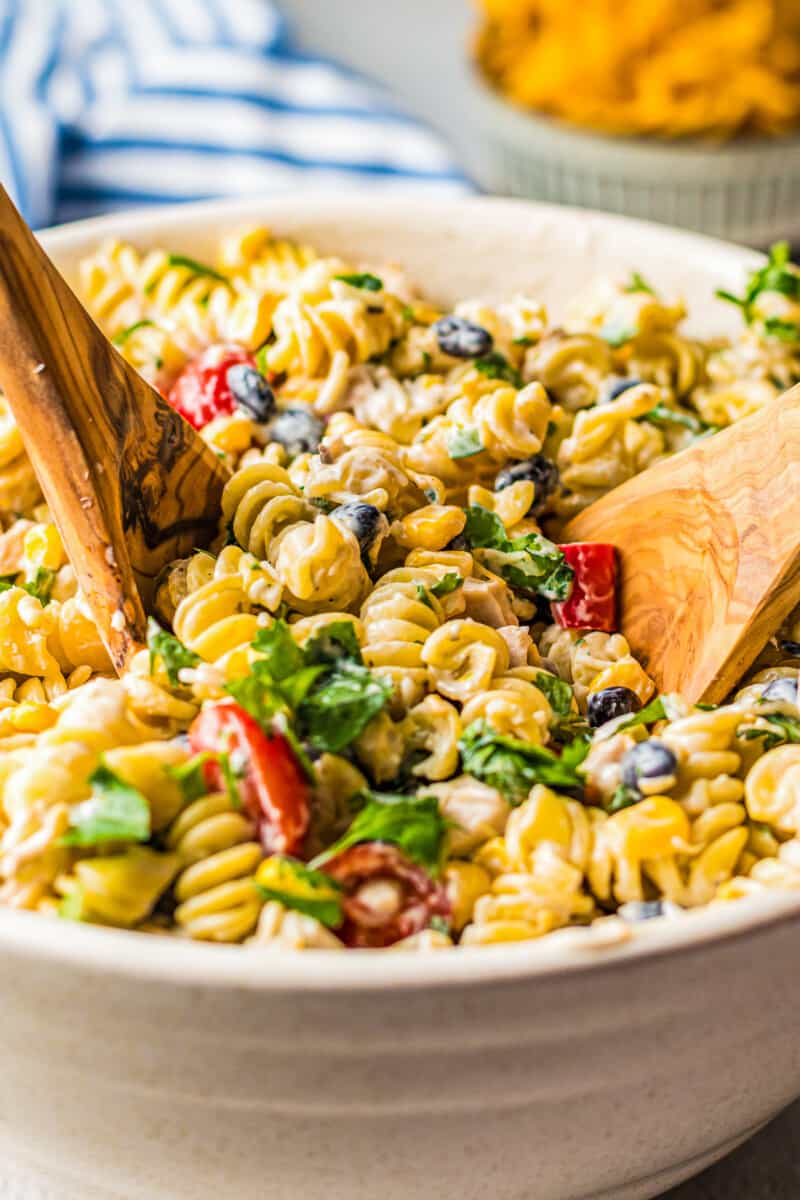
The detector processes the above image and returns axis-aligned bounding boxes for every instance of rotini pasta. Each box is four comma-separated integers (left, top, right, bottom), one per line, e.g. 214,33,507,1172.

0,226,797,953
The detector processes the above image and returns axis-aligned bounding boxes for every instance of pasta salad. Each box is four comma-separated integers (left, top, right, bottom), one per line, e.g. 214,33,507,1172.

1,230,799,950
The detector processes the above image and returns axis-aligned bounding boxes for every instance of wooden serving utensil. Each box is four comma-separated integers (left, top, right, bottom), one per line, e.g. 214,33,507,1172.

0,185,229,673
564,384,800,704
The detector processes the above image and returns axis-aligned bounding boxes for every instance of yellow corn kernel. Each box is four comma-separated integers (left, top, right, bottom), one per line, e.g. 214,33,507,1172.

606,796,690,861
468,481,535,530
9,702,57,733
202,412,254,455
23,522,65,571
473,836,515,877
588,659,655,706
445,861,492,932
394,505,466,551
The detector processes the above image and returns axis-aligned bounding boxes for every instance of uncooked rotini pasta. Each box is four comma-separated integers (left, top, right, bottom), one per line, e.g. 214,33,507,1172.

0,227,799,951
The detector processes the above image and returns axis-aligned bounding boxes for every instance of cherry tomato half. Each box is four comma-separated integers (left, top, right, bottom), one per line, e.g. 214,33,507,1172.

552,542,617,632
322,842,450,948
166,344,255,430
189,700,310,856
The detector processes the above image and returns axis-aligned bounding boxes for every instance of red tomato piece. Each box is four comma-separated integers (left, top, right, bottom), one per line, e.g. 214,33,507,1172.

322,842,450,949
552,542,618,632
166,344,255,430
189,700,310,856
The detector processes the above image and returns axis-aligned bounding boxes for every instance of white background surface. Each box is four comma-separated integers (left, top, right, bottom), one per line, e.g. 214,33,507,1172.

281,2,798,1196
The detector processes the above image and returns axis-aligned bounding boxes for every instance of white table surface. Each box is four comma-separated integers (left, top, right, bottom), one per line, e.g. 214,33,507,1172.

281,2,799,1195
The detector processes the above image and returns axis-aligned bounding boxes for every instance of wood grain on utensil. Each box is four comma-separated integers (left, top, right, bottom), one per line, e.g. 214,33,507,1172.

0,185,229,672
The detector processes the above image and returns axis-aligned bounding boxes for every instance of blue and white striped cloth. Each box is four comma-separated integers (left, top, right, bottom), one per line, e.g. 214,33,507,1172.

0,0,472,229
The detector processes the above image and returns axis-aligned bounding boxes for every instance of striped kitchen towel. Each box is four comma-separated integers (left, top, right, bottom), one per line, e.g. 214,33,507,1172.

0,0,472,229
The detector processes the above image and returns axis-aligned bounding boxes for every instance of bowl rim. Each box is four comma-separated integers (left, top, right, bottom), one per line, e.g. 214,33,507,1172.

466,60,800,161
10,191,799,992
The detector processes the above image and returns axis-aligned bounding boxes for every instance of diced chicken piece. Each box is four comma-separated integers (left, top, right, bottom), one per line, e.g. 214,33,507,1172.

428,775,510,855
461,576,518,628
497,624,535,667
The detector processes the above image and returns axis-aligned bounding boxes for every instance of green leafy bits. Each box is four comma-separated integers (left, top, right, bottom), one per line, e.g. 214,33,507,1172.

715,242,800,331
334,272,383,292
624,271,655,295
615,696,667,731
298,662,392,754
533,671,574,717
255,856,344,927
112,319,155,346
459,721,589,803
226,619,391,756
446,427,483,460
167,752,215,803
164,254,229,284
463,504,573,601
763,317,800,343
312,791,447,876
607,784,641,814
22,567,56,606
639,404,716,437
430,572,463,599
147,617,200,685
740,713,800,749
60,764,150,847
474,352,523,388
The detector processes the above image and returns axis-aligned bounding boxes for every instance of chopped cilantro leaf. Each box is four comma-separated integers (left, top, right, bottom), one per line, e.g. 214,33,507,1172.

715,243,800,330
60,764,150,846
255,856,343,927
533,671,574,716
474,351,523,387
639,403,716,437
159,255,229,286
446,427,483,460
615,696,667,731
167,752,213,802
298,662,392,754
312,791,446,876
22,567,56,606
624,271,655,295
459,720,589,802
430,572,463,598
463,504,573,601
112,319,155,346
147,617,199,685
334,272,383,292
607,784,641,813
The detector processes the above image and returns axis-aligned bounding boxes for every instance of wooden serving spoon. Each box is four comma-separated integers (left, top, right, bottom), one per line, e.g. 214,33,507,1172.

564,384,800,704
0,186,229,673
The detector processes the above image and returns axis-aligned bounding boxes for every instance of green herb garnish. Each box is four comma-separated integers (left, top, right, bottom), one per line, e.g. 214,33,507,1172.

716,243,800,334
60,764,150,846
639,403,716,437
334,272,383,292
167,752,214,802
740,712,800,749
446,427,483,460
607,784,641,813
225,620,391,756
624,271,655,295
430,572,463,599
162,254,229,285
22,567,56,606
112,319,155,346
462,504,573,601
312,791,447,875
615,696,667,731
147,617,200,685
533,671,574,717
459,721,589,802
474,352,523,388
255,856,343,927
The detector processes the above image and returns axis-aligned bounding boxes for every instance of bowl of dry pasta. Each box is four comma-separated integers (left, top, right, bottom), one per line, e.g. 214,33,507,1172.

3,193,800,1200
471,0,800,245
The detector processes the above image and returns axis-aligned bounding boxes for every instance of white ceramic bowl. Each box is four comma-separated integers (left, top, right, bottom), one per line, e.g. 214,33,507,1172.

468,67,800,247
2,196,798,1200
